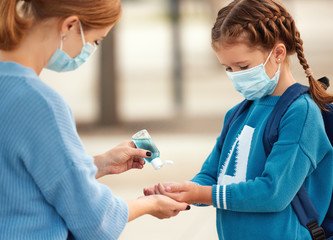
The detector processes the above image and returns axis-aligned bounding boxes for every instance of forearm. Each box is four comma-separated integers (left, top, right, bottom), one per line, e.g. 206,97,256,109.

156,182,213,206
193,185,213,205
125,197,152,222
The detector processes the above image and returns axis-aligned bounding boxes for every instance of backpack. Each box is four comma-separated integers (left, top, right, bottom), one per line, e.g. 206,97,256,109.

218,81,333,240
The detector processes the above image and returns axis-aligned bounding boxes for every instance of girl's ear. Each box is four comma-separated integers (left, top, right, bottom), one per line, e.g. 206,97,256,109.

274,43,287,64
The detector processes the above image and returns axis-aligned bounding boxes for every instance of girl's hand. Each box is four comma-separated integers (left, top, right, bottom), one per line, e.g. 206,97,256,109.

143,182,176,196
156,181,200,204
144,182,213,206
94,140,151,178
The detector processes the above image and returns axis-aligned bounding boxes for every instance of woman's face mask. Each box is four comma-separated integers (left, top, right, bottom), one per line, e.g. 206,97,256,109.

45,21,97,72
226,49,280,100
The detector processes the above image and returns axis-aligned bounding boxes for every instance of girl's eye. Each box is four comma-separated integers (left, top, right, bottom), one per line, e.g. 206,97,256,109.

226,67,232,72
94,40,101,46
240,65,249,70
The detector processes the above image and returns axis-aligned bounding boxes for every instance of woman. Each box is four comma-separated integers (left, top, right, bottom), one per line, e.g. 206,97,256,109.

144,0,333,239
0,0,188,239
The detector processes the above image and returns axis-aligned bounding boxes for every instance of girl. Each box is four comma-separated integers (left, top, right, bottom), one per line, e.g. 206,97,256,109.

144,0,333,239
0,0,188,239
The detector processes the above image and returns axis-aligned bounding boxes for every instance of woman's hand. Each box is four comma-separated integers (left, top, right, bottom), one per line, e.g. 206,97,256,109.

144,181,212,205
94,140,151,178
126,195,189,222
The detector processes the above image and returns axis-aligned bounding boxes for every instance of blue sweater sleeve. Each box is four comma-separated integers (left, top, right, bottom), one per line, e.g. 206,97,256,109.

212,96,332,212
13,79,128,239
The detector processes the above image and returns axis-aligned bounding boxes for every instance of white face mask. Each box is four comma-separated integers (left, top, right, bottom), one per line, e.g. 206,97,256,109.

45,21,97,72
226,49,280,100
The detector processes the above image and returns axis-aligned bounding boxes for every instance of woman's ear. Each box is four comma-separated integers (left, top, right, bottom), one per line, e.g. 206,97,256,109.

60,16,79,36
274,43,287,64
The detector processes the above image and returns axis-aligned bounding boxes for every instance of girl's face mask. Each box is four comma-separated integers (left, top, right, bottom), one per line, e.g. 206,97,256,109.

226,49,280,100
45,21,97,72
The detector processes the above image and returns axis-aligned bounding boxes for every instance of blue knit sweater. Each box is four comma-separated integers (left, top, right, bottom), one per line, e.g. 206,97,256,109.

0,62,128,239
192,94,333,239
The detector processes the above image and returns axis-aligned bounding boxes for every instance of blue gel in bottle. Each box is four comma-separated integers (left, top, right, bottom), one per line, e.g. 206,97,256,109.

132,138,160,161
132,129,163,170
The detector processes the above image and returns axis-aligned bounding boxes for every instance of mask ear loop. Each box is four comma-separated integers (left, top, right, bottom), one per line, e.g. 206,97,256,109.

60,33,65,50
264,49,281,78
264,49,274,66
78,20,86,46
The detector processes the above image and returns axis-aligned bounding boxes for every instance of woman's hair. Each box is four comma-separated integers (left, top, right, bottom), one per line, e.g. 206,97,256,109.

212,0,333,110
0,0,121,51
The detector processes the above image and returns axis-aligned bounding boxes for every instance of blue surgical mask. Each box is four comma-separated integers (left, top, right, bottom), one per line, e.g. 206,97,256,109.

45,21,97,72
226,49,280,100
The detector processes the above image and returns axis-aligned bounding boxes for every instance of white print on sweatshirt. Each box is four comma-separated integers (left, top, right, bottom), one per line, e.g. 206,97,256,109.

217,125,254,185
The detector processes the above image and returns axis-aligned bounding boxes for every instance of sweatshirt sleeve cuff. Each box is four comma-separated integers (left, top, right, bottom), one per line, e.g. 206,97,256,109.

212,185,230,210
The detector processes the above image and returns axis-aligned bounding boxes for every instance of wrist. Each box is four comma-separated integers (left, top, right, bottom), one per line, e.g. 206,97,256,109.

143,195,159,215
194,184,212,205
93,153,109,178
126,196,157,222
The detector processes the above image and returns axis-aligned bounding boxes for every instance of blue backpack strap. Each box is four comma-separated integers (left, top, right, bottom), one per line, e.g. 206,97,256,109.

218,99,253,150
322,103,333,146
321,103,333,238
263,83,326,240
262,83,309,156
293,186,325,240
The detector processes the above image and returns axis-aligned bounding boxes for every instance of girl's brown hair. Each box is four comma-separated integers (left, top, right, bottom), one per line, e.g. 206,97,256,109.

212,0,333,110
0,0,121,51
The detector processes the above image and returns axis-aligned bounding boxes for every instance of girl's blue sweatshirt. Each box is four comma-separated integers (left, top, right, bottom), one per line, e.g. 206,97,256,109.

0,62,128,239
192,93,333,239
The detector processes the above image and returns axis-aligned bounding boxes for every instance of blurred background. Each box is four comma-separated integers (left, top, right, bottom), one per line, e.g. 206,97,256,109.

40,0,333,239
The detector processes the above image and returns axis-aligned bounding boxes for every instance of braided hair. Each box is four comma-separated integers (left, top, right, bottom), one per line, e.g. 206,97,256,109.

212,0,333,110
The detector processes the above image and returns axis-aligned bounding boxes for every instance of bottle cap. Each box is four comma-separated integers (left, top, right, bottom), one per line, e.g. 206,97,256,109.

151,158,163,170
132,129,150,139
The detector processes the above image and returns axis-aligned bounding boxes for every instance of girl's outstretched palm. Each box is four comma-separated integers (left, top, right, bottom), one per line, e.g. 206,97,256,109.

144,181,200,204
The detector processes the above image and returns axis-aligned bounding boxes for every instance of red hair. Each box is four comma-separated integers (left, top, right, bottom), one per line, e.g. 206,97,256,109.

0,0,121,51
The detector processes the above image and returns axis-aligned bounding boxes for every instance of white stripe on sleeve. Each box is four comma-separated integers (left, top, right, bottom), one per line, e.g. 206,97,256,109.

216,185,220,209
223,185,227,210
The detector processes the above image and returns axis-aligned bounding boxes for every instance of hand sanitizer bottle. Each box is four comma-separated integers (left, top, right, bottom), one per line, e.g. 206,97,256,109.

132,129,163,170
